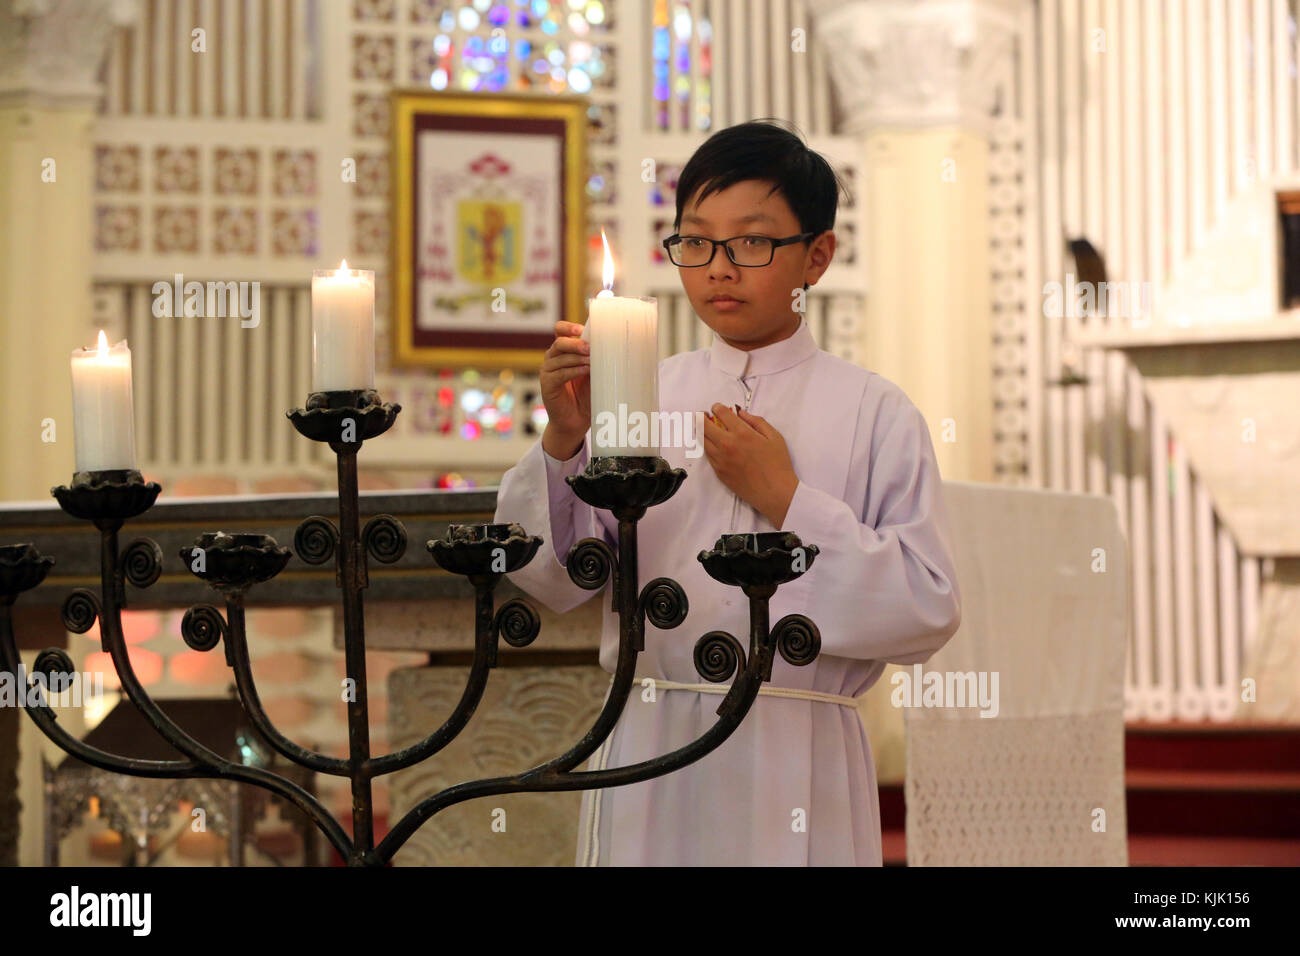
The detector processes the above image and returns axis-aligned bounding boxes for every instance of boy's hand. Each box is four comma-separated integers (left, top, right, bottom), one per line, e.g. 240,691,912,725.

702,404,799,528
540,320,591,460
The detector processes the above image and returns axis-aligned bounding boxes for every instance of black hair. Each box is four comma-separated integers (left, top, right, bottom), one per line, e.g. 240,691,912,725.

673,118,849,240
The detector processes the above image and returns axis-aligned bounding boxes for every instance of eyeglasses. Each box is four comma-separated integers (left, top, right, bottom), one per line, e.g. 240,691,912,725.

661,232,817,268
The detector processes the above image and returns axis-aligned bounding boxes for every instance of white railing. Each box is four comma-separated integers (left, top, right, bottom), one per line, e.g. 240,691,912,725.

642,0,835,136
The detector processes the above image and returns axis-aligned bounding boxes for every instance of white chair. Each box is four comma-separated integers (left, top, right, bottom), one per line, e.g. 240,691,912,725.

904,481,1130,865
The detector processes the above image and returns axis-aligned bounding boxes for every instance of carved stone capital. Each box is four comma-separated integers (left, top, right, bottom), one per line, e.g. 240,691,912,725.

807,0,1020,136
0,0,140,105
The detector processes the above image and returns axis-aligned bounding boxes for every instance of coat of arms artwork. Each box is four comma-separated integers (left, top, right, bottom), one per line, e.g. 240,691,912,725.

391,90,589,370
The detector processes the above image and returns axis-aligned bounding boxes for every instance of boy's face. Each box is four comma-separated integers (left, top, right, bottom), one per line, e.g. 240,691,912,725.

674,178,835,351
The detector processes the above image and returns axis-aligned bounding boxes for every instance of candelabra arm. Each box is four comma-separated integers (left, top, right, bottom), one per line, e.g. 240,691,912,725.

367,578,500,776
370,515,652,864
537,513,646,773
97,526,355,860
365,599,768,866
223,597,351,775
555,607,772,788
0,602,201,778
369,604,643,864
368,534,818,867
556,580,806,787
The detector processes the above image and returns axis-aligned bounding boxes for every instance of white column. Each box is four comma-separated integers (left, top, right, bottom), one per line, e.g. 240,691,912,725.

808,0,1018,801
0,0,140,502
0,0,140,868
809,0,1017,486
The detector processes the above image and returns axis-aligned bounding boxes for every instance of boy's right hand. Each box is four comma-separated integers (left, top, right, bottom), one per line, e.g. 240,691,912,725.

539,320,591,460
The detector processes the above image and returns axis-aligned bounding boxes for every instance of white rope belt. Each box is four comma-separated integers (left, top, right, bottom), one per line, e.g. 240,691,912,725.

642,677,862,708
578,676,863,865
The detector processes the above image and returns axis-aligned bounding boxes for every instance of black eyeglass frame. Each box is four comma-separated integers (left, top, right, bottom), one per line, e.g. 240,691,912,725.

660,231,818,267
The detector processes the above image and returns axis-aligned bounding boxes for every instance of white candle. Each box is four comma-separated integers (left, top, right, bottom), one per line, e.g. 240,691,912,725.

69,330,136,473
311,260,375,391
583,230,659,456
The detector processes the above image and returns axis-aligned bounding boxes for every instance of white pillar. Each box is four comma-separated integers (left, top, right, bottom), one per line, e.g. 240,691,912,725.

809,0,1018,796
0,0,138,502
0,0,139,867
809,0,1018,485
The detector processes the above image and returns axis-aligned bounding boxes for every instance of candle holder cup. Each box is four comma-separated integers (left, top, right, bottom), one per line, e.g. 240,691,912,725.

179,532,293,597
287,389,401,447
427,522,543,579
699,531,820,593
51,469,161,527
0,543,55,603
565,455,685,520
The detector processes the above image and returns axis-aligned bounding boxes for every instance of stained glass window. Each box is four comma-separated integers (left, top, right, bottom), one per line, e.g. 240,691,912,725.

652,0,710,131
407,367,547,442
417,0,611,93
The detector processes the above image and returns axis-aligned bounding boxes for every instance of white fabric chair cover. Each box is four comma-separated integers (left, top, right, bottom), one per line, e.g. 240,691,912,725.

904,481,1129,866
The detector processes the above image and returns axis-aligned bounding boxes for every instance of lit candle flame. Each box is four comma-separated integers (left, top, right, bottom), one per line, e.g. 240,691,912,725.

337,258,350,277
96,329,108,358
598,228,615,297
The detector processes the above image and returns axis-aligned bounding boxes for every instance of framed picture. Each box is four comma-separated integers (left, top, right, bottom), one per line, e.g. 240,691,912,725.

391,90,589,370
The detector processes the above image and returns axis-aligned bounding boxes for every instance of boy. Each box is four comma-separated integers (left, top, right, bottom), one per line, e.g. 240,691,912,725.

493,120,962,865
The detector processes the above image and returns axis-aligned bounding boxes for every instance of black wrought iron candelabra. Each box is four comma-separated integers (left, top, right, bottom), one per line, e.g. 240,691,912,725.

0,389,824,866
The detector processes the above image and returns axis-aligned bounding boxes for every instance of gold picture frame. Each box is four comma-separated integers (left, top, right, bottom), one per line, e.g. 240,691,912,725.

390,89,589,370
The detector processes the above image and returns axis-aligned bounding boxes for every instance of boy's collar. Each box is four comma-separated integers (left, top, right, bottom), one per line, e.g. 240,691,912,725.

708,317,818,377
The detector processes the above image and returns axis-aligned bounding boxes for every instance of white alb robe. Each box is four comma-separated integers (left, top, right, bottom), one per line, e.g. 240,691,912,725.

492,316,962,865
